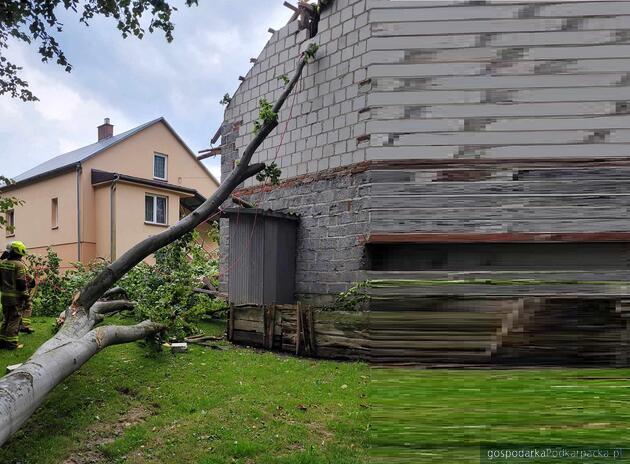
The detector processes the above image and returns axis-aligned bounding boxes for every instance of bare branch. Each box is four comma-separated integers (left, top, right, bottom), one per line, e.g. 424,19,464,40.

239,163,266,182
90,321,166,349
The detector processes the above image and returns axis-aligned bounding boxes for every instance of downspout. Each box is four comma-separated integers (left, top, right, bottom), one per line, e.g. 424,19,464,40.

76,163,82,262
110,175,119,261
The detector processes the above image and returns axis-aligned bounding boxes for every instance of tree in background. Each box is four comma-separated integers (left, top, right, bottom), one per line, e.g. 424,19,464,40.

0,0,198,101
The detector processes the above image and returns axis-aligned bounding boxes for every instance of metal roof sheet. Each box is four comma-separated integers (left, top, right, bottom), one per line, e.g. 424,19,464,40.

13,117,164,184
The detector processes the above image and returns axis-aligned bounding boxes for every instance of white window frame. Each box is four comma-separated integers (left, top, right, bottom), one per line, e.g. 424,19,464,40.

153,153,168,181
51,197,59,230
5,209,14,237
144,194,168,226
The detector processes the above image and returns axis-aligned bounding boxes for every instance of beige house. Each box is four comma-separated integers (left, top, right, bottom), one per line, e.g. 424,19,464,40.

3,117,219,268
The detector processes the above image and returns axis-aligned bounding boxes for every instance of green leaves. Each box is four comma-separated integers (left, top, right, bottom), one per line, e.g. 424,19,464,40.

252,98,278,135
219,93,232,106
1,0,198,101
277,74,290,86
303,43,320,63
255,162,282,185
28,232,227,338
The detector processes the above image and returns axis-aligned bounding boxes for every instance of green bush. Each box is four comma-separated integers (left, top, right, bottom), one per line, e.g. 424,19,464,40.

27,232,227,338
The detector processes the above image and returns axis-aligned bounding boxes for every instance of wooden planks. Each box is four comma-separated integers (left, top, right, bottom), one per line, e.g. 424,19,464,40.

229,295,630,366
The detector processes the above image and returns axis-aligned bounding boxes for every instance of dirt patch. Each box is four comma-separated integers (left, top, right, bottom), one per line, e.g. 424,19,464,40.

61,405,152,464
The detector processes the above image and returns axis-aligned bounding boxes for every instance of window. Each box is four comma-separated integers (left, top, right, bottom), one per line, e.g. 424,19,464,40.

145,194,167,225
51,198,58,229
153,153,167,180
5,210,14,237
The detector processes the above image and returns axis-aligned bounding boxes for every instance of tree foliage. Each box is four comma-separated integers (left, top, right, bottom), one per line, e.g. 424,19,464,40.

27,232,226,338
0,0,198,101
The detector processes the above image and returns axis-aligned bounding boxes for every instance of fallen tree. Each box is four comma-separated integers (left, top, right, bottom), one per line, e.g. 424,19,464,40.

0,31,324,445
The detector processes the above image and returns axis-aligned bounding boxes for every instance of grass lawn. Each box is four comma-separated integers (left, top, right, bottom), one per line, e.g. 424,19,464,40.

0,317,368,464
3,318,630,463
370,368,630,463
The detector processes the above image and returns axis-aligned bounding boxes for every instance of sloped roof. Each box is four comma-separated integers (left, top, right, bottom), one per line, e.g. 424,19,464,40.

14,117,164,184
11,117,219,187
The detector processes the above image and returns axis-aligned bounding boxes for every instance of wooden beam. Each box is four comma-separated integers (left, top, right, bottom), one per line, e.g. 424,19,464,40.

283,1,298,12
197,147,221,161
210,126,222,145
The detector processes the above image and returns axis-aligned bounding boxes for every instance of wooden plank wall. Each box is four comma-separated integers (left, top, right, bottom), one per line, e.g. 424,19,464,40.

229,296,630,366
364,0,630,161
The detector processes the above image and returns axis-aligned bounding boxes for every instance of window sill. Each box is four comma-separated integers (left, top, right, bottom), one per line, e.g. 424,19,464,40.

153,177,167,182
5,233,14,238
51,226,59,230
144,221,168,228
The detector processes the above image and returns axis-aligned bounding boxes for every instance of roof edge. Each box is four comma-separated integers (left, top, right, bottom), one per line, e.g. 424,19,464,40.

91,169,198,196
1,163,79,192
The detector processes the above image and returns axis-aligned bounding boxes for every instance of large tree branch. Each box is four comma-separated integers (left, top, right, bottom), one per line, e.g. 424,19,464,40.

0,7,328,445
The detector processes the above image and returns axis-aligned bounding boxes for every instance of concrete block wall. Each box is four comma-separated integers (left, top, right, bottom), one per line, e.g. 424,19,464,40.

364,0,630,161
221,0,369,187
219,0,630,301
222,167,371,302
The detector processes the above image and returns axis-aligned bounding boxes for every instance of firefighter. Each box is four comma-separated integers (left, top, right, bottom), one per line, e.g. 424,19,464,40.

1,241,34,334
0,241,30,350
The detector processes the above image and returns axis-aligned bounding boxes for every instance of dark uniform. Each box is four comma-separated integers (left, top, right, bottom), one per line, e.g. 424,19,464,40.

0,255,30,349
19,276,35,333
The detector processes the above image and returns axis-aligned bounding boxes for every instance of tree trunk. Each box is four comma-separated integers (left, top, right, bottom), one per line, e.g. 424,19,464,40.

0,48,315,446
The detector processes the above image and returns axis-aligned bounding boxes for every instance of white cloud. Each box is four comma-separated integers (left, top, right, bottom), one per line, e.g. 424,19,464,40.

0,0,292,182
0,45,135,177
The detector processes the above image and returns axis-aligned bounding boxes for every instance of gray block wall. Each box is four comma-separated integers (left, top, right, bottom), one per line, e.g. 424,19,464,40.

220,0,630,301
221,0,368,185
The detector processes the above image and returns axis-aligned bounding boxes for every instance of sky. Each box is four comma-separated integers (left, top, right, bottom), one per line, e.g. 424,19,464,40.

0,0,292,181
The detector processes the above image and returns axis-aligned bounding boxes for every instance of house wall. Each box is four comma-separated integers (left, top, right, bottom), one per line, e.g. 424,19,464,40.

221,0,368,185
6,120,218,269
4,170,80,267
220,0,630,302
111,182,187,262
362,0,630,162
82,121,218,256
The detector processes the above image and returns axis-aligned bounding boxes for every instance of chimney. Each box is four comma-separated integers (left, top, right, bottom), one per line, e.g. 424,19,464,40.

97,118,114,141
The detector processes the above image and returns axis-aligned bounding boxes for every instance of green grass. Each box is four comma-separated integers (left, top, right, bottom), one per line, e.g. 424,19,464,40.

3,318,630,464
0,317,368,464
370,368,630,463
